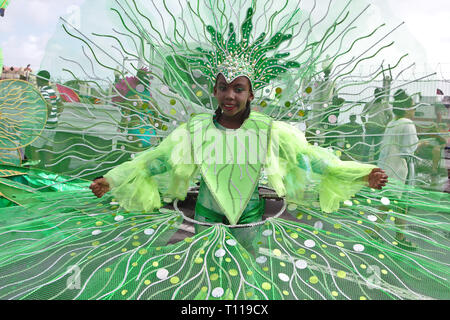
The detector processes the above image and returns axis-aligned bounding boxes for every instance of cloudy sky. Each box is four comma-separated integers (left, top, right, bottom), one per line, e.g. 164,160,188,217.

1,0,450,76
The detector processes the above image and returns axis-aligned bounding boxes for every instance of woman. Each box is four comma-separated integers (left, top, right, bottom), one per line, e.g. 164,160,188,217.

90,73,387,228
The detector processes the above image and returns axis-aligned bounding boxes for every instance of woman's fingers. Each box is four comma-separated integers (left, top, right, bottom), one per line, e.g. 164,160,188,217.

89,181,104,197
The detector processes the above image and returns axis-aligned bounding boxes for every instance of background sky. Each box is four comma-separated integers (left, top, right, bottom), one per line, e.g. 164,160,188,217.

1,0,450,77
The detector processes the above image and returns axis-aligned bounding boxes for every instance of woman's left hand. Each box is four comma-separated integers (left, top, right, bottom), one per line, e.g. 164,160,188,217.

367,168,388,189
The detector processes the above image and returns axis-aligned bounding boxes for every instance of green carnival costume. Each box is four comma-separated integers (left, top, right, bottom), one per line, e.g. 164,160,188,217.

104,111,375,225
0,0,448,300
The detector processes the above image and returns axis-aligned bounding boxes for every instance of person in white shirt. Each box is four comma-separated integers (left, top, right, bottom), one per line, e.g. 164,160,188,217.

377,89,427,250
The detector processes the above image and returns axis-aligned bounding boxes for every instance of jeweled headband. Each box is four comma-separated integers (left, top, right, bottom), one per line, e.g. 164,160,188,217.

186,7,301,90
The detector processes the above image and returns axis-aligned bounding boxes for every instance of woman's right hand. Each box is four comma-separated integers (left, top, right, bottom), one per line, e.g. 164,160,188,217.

89,177,110,198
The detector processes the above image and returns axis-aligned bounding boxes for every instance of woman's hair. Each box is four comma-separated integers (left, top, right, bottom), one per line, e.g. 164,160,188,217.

213,76,253,123
392,89,413,118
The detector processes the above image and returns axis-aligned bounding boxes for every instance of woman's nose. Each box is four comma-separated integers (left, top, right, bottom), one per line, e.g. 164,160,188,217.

224,88,235,100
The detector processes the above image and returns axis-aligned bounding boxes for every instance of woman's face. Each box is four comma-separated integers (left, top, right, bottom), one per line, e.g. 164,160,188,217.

213,74,254,118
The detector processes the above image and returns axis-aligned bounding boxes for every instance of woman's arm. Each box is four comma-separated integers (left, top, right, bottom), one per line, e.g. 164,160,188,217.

89,123,195,212
268,121,388,213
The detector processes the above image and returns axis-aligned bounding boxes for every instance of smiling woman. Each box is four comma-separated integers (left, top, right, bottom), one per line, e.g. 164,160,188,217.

213,74,254,129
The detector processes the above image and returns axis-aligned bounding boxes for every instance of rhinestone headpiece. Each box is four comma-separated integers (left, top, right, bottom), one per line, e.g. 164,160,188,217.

187,7,300,90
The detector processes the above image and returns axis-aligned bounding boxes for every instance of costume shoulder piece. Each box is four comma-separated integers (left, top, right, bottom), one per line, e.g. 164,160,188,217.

188,112,272,224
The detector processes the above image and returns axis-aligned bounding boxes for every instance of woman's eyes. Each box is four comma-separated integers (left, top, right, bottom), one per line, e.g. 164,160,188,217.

218,86,244,93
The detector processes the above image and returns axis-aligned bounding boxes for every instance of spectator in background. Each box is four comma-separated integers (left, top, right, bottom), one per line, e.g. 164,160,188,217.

415,94,448,189
339,114,365,161
442,96,450,193
26,70,63,168
22,64,32,81
361,87,393,162
377,89,428,250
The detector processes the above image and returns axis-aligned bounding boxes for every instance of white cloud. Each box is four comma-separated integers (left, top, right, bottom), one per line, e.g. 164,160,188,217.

23,0,54,26
1,33,52,69
2,0,450,71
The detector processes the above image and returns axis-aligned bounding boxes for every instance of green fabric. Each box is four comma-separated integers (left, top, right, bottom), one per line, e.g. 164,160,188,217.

104,123,198,212
0,165,90,207
195,119,263,223
0,0,9,9
0,188,448,300
267,120,376,213
189,112,272,224
195,197,265,225
105,112,376,219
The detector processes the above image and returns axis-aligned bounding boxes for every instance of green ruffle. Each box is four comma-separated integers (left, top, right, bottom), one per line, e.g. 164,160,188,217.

105,116,376,216
104,123,198,213
267,121,376,213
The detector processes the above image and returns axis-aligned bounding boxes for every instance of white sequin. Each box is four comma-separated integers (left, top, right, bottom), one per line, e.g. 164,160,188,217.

212,287,224,298
304,239,315,248
278,273,290,282
262,230,273,237
144,228,155,236
114,215,124,222
136,84,145,92
256,256,267,264
156,268,169,280
295,259,308,269
298,123,307,131
367,215,378,222
328,115,337,124
353,244,365,252
91,230,102,236
214,249,226,257
314,221,323,230
226,239,237,246
381,197,390,205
